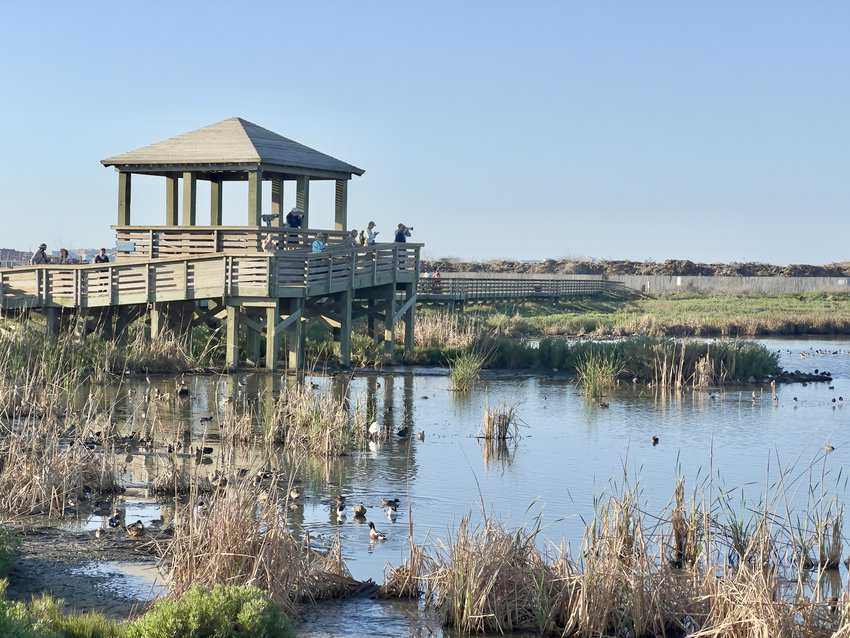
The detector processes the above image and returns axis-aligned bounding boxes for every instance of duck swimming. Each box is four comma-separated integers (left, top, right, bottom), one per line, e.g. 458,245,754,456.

353,503,367,518
368,522,386,541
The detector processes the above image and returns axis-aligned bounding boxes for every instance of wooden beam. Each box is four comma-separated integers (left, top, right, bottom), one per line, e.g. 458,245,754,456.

150,303,164,339
210,178,223,226
248,169,262,225
117,172,131,225
45,307,60,338
265,300,280,370
383,286,396,357
165,176,178,225
334,179,347,231
276,307,301,332
367,298,375,339
392,293,416,324
225,305,240,368
318,314,341,329
285,298,304,370
182,171,197,225
271,177,284,218
403,284,416,356
296,176,310,228
242,314,265,335
339,288,353,367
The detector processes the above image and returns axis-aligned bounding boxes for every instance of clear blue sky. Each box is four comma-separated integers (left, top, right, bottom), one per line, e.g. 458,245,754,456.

0,2,847,263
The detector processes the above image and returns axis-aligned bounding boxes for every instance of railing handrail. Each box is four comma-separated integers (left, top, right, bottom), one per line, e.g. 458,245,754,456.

1,245,422,311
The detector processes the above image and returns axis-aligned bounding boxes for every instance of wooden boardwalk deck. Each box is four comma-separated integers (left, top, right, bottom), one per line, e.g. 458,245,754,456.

0,244,419,310
416,277,623,303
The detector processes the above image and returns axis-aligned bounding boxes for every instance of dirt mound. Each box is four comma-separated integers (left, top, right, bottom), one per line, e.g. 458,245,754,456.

423,259,850,277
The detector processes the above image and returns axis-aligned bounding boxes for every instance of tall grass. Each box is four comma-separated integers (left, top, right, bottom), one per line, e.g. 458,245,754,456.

265,382,368,457
414,310,481,350
450,351,488,391
164,477,360,615
575,351,623,396
420,474,850,637
481,402,520,440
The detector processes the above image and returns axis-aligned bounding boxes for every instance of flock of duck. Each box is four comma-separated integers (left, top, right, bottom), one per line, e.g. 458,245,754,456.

296,492,399,542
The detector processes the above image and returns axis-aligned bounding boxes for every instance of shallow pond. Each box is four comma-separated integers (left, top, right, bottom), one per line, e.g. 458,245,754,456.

61,337,850,635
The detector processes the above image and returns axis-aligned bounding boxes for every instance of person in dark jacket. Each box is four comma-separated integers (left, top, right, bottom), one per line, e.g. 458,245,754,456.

394,224,412,243
30,243,49,264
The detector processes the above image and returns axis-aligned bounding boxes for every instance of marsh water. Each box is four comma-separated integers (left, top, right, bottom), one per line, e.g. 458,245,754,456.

57,337,850,635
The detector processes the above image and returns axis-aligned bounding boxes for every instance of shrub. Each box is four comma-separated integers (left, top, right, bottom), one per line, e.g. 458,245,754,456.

126,585,292,638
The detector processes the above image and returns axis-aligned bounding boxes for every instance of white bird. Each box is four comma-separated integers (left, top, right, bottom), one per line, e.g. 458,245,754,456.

368,421,381,438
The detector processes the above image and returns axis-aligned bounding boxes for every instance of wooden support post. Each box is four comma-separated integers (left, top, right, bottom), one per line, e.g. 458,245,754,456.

334,179,348,231
367,298,375,339
296,176,310,228
271,177,284,222
117,172,131,225
286,298,304,370
247,309,262,366
114,307,133,344
210,178,223,226
403,283,415,357
265,300,280,370
226,305,240,369
182,171,196,225
165,176,179,225
150,303,164,339
248,169,262,225
45,307,59,338
339,288,353,367
384,286,396,358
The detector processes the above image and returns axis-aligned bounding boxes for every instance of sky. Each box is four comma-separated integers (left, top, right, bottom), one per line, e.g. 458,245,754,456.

0,1,847,263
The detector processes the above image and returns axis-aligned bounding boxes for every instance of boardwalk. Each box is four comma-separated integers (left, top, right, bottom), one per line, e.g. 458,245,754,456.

0,117,421,371
417,276,623,304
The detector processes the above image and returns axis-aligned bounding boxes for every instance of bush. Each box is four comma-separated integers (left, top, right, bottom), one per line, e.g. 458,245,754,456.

0,583,291,638
126,585,293,638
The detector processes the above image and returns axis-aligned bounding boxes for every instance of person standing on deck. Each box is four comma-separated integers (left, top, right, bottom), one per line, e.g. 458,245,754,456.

93,248,109,264
262,234,277,254
366,221,379,246
346,229,359,247
286,208,303,228
311,233,328,253
394,224,412,243
30,243,49,264
58,248,73,264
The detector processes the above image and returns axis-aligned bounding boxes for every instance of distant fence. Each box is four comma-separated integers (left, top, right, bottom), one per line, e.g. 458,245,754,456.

417,277,622,302
423,272,850,295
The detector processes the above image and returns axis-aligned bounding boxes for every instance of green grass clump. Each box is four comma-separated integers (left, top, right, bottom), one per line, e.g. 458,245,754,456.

0,583,292,638
126,585,293,638
575,351,623,396
450,351,488,391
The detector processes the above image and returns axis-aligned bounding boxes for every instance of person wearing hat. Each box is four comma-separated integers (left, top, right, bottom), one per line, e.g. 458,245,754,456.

286,208,303,229
30,243,49,265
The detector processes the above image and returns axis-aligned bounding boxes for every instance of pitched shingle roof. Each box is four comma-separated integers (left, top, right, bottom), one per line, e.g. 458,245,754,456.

102,117,364,176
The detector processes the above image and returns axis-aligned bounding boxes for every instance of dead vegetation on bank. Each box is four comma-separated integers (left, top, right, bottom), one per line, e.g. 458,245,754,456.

394,468,850,637
163,476,361,615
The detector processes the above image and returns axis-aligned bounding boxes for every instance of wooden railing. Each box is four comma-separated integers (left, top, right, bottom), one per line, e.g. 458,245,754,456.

113,225,352,260
417,277,622,300
0,244,421,310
